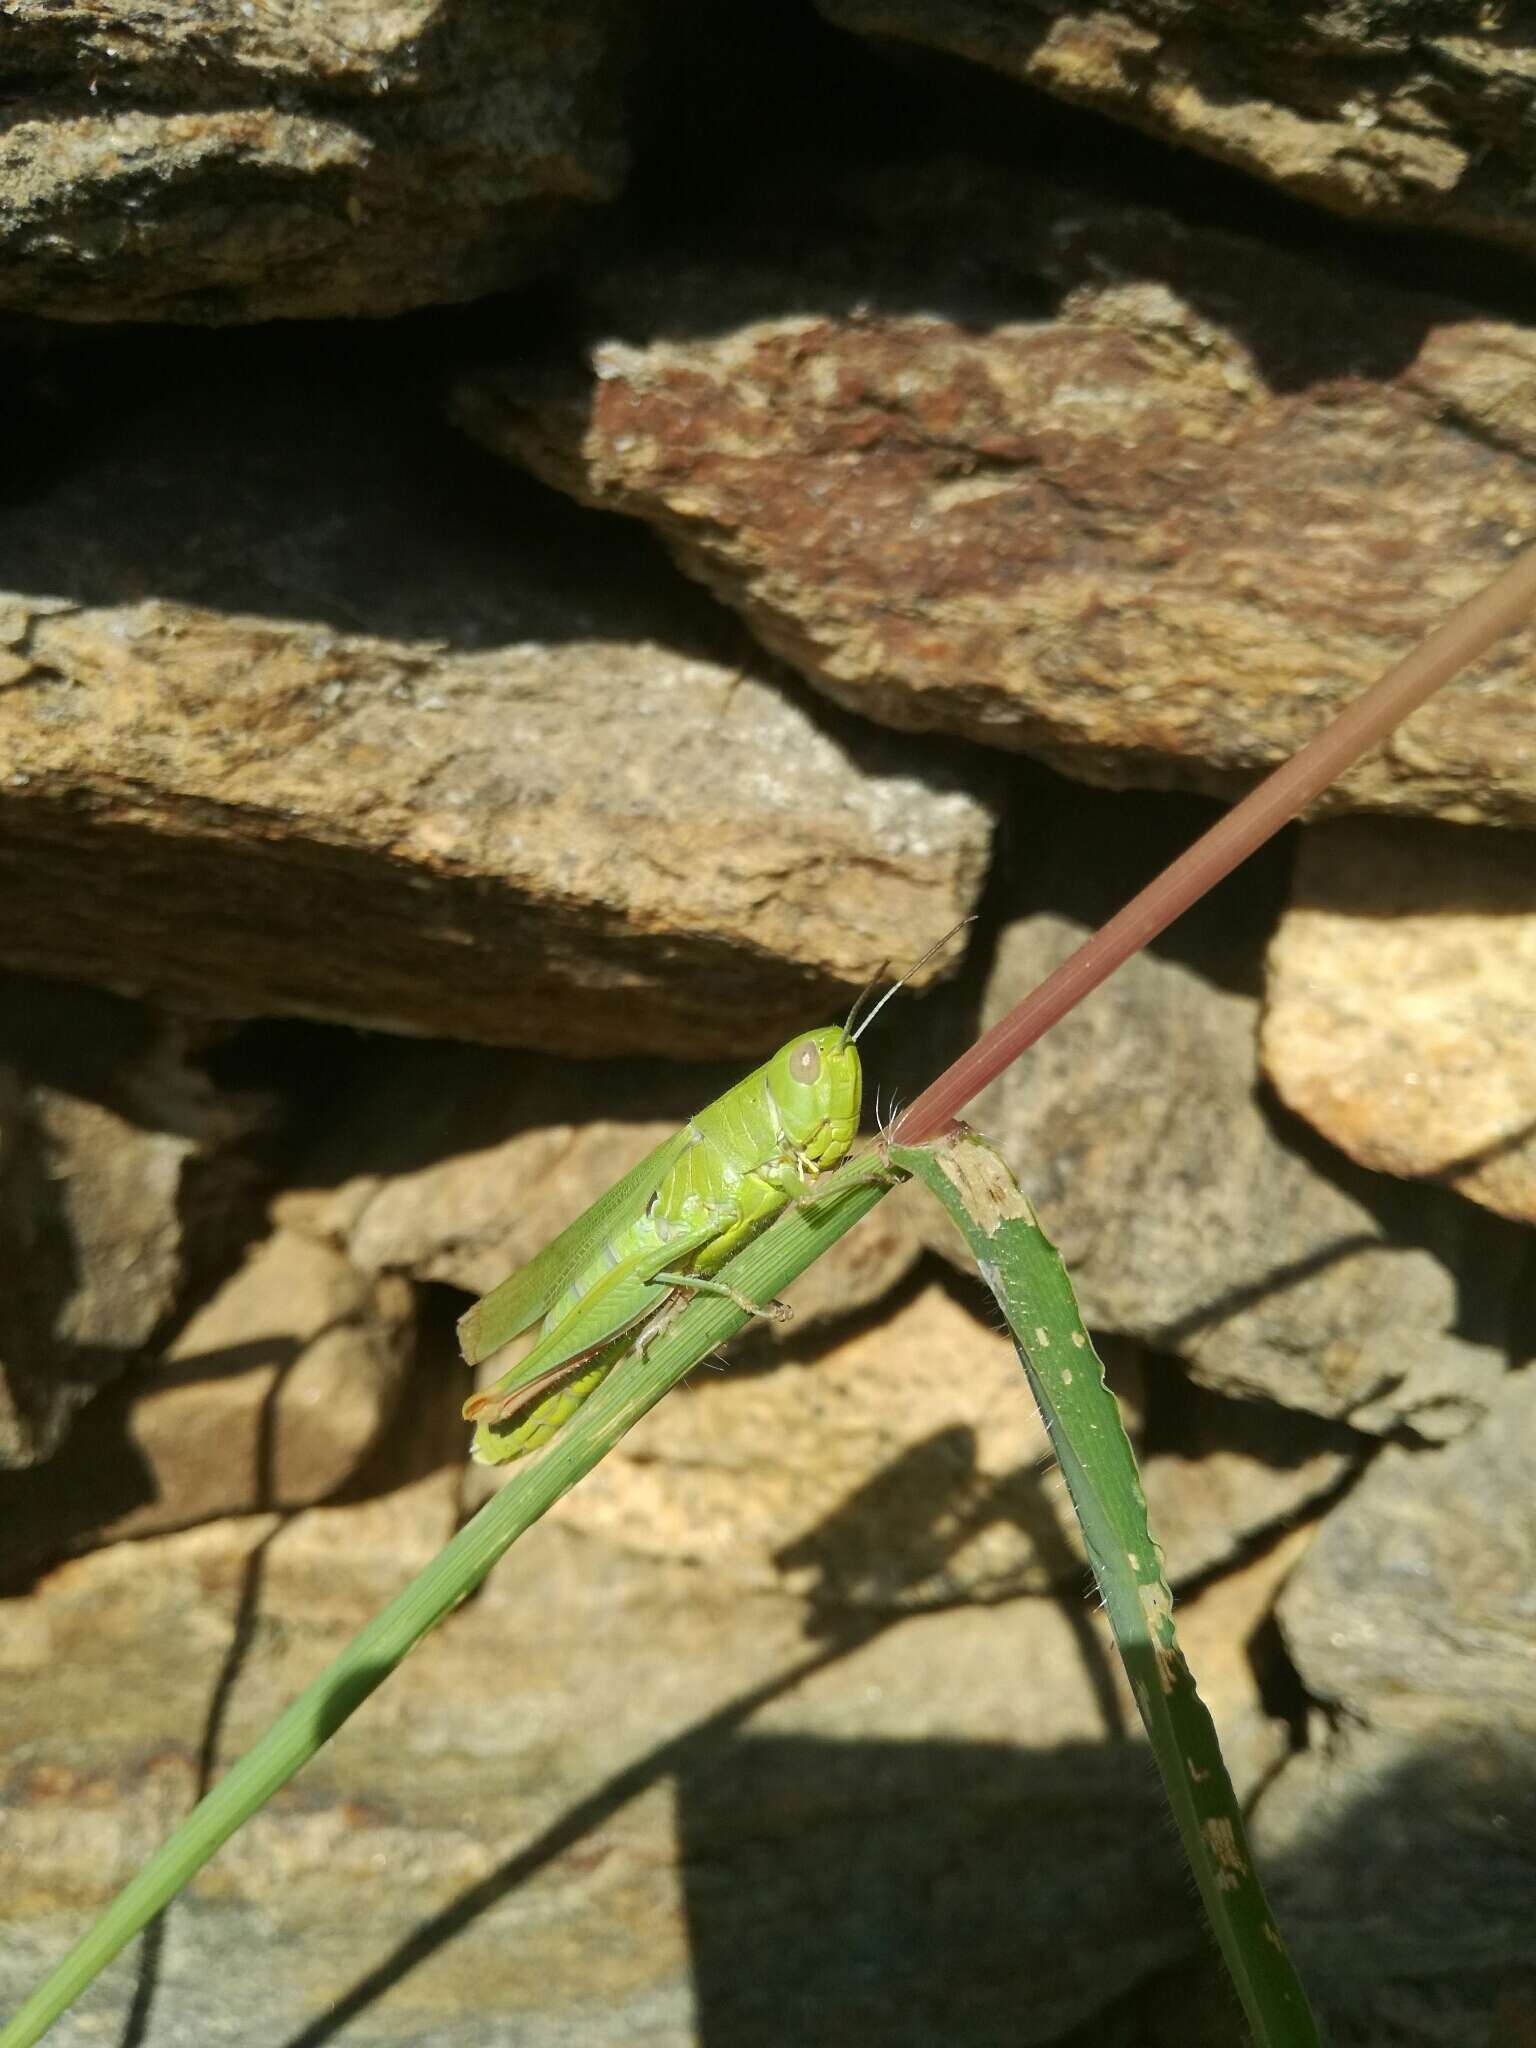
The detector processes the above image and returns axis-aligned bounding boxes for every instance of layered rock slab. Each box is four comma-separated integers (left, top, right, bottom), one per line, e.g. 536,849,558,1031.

818,2,1536,271
0,351,993,1056
0,1442,1286,2045
0,0,664,322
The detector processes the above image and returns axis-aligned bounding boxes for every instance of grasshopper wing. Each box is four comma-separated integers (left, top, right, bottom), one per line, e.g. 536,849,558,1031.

457,1125,694,1368
462,1209,727,1430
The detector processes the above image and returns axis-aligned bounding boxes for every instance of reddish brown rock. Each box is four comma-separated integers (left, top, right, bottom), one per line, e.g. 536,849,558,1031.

457,161,1536,826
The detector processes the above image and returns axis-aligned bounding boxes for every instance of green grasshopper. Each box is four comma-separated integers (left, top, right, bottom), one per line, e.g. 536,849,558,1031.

459,933,965,1465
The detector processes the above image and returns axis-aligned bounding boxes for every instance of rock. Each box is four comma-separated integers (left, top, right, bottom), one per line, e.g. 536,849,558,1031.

1256,1716,1536,2048
1263,817,1536,1226
505,1279,1069,1609
483,1269,1349,1610
1249,1369,1536,2045
275,1038,928,1329
456,158,1536,826
0,1444,1291,2047
531,1277,1335,1676
0,976,265,1467
0,0,663,322
1138,1367,1362,1586
923,805,1527,1436
0,344,994,1057
0,1230,415,1577
1278,1367,1536,1724
817,3,1536,270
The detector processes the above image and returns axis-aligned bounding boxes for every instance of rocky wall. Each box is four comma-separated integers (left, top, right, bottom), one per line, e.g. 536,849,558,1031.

2,8,1533,2045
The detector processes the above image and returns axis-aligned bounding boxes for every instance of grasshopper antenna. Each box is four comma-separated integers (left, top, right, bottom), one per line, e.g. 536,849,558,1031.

842,917,975,1048
840,958,891,1047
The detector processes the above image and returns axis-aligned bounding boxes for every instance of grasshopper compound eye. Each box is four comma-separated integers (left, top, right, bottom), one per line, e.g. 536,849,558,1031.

788,1039,822,1085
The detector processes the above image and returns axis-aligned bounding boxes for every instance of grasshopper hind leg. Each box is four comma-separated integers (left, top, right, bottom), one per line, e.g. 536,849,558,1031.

468,1348,623,1464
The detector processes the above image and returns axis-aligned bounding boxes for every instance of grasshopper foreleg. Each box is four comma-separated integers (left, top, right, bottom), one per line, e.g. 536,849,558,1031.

789,1148,900,1215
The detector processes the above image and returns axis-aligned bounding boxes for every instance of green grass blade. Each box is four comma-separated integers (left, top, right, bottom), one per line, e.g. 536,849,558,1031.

891,1131,1319,2048
0,1169,894,2048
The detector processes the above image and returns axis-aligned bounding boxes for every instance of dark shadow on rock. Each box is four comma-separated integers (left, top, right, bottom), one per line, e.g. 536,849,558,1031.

773,1422,1127,1737
279,1037,739,1196
0,1385,156,1588
1153,1229,1387,1359
620,1,1536,353
0,975,173,1129
0,971,275,1469
1254,1725,1536,2047
1140,1353,1355,1478
274,1615,892,2048
1256,1083,1535,1374
1287,817,1536,927
0,1326,401,1589
261,1620,1194,2048
166,1352,1521,2048
267,1690,1536,2048
0,324,732,657
677,1728,1200,2047
977,773,1297,1002
267,1400,1152,2048
1432,1111,1536,1187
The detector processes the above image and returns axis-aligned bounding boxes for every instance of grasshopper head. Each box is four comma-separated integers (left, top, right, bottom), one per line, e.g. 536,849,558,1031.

765,1023,862,1173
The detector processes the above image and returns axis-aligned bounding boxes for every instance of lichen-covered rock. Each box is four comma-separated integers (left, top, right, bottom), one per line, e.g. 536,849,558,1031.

1263,817,1536,1226
0,0,665,322
458,159,1536,825
0,348,994,1057
818,2,1536,270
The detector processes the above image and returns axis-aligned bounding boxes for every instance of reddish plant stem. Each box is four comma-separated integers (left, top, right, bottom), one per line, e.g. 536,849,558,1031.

893,542,1536,1146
